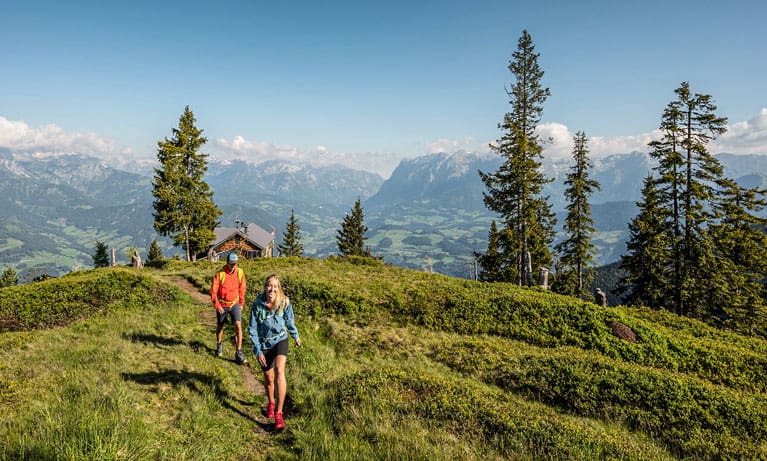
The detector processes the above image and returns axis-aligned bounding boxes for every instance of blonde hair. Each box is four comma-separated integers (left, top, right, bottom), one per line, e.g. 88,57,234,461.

263,274,288,314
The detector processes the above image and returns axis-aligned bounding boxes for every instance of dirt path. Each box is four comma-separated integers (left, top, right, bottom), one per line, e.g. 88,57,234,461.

171,277,269,433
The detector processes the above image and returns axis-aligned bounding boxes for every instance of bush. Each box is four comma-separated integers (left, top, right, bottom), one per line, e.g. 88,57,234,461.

429,337,767,460
0,268,183,332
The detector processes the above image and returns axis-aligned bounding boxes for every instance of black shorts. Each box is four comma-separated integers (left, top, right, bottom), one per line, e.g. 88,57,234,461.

260,338,288,371
216,304,242,325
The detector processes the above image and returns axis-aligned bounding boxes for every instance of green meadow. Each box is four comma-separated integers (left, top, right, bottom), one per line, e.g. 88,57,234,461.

2,257,766,460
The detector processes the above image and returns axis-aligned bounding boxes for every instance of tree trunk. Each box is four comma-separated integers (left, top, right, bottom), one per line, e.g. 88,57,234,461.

184,228,191,262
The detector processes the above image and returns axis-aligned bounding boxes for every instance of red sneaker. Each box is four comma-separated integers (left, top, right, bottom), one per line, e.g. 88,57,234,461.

265,402,275,418
274,412,285,430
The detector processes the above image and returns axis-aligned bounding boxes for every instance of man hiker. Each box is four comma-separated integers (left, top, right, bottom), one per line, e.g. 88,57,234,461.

210,252,248,364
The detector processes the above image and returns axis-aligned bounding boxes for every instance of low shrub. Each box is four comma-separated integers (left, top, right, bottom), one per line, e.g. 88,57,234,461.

430,337,767,460
334,367,672,460
0,268,183,332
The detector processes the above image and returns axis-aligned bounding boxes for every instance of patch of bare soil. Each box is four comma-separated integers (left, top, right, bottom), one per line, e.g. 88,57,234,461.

172,278,210,304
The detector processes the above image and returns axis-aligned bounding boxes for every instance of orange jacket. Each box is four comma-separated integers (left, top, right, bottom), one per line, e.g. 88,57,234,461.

210,265,246,309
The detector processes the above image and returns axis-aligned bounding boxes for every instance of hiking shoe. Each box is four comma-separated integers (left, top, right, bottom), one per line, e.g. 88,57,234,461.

235,350,247,365
265,402,275,418
274,412,285,430
215,342,223,357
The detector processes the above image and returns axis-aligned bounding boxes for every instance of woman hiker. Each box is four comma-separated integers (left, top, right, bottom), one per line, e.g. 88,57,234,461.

249,274,301,430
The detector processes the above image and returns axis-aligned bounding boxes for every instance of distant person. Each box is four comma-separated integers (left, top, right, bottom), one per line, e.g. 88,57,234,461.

249,274,301,431
209,252,248,364
131,247,143,268
595,287,608,307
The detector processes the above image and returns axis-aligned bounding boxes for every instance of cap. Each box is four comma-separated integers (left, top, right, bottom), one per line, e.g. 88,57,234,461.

227,253,239,263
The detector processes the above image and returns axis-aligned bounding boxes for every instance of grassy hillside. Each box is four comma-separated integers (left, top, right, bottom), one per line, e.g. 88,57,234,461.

2,258,766,460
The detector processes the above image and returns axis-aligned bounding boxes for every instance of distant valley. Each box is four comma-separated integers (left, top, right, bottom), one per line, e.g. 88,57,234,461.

2,147,766,280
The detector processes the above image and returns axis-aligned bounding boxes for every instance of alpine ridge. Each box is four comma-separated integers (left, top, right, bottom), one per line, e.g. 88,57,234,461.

2,148,766,280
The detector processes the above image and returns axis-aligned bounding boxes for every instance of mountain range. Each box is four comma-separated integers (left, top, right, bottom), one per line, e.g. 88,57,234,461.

2,146,767,280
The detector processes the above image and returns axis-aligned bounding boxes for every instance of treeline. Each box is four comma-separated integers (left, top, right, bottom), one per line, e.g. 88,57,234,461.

473,30,767,337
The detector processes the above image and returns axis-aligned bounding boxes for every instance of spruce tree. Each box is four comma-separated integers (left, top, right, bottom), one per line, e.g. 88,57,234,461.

336,197,368,257
626,82,767,330
709,180,767,334
647,99,685,313
648,82,728,315
147,239,163,262
278,209,304,257
152,106,222,261
554,131,600,297
476,220,505,282
0,267,18,287
93,240,110,268
479,29,556,286
618,176,672,308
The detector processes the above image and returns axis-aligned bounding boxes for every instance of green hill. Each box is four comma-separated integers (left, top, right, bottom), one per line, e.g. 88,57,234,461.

2,258,766,460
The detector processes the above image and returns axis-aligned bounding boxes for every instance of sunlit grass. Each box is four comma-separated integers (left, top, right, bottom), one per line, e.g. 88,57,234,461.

2,261,766,459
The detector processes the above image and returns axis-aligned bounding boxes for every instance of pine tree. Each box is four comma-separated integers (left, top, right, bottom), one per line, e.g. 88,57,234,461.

625,82,767,329
554,131,600,297
708,180,767,334
152,106,222,262
93,240,110,268
647,99,685,313
278,209,304,257
147,239,163,262
618,176,672,308
0,267,18,287
476,220,505,282
648,82,728,315
479,29,556,286
336,197,368,257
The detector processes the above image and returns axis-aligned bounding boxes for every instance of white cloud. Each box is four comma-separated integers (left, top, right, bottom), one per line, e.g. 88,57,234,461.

536,123,661,159
435,109,767,161
423,137,477,154
586,131,660,157
537,123,572,159
0,116,114,155
212,136,401,178
3,108,767,178
214,135,302,162
712,108,767,154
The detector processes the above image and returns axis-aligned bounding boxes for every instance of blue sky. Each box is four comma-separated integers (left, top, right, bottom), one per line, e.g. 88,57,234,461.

2,0,766,177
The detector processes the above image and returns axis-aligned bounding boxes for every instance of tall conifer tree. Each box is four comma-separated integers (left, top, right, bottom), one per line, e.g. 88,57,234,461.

554,131,600,297
709,180,767,334
336,197,369,257
479,30,555,286
476,220,505,282
279,209,304,257
92,240,110,268
618,176,672,308
152,106,222,261
622,82,767,331
147,239,163,262
647,82,728,315
0,267,18,287
647,98,685,313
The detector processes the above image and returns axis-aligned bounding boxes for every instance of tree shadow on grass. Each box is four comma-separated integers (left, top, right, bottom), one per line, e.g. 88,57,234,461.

121,369,271,432
122,332,211,356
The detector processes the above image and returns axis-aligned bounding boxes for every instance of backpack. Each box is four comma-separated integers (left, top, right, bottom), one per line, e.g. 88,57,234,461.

219,267,244,285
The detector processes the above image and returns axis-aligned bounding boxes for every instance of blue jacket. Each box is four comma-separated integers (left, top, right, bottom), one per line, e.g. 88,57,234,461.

249,292,300,357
